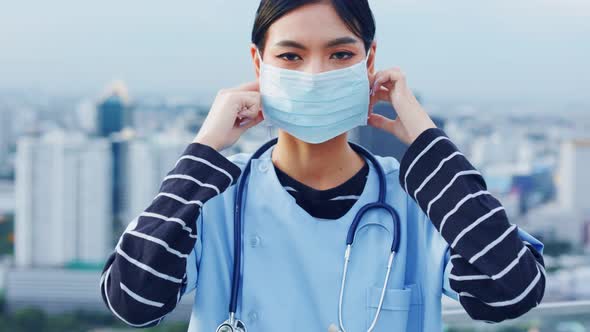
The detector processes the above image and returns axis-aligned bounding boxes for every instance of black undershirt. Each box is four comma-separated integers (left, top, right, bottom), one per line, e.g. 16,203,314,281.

273,161,369,219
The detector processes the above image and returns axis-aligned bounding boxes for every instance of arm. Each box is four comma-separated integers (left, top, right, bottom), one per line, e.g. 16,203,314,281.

99,142,242,327
399,128,546,322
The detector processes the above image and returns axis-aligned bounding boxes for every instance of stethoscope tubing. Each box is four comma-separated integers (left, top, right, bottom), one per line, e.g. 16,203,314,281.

227,137,401,329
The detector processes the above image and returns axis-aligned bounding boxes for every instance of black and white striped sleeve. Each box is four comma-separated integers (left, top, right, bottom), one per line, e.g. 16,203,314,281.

99,142,242,328
399,128,546,323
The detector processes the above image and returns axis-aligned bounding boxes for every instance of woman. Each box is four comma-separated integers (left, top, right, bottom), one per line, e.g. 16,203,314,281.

100,1,546,331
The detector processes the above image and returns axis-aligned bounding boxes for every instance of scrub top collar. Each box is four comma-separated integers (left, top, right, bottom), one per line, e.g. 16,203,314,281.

250,143,389,229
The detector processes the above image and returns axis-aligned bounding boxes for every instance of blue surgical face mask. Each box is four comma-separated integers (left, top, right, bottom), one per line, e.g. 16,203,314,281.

257,49,371,144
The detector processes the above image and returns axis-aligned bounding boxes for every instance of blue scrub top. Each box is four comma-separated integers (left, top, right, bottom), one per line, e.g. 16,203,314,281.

181,145,544,332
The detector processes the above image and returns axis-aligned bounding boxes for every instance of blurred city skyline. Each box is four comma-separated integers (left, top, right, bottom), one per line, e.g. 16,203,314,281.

1,0,589,105
1,2,590,329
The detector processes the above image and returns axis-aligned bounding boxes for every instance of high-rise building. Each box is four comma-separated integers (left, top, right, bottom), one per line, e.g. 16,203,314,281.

558,139,590,212
95,81,135,225
15,131,112,267
96,81,132,138
123,129,195,226
526,138,590,248
76,100,98,134
110,129,134,226
0,107,11,176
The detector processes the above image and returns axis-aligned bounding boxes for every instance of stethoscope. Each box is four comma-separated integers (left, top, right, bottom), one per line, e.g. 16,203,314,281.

216,138,401,332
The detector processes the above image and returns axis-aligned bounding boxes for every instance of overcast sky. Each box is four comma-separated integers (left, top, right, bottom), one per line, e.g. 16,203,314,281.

1,0,589,104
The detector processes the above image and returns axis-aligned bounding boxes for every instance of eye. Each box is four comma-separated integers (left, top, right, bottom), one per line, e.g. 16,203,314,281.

277,53,302,62
330,51,355,60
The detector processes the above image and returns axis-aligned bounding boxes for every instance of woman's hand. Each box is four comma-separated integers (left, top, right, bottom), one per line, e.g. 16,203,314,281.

193,81,264,151
367,68,437,145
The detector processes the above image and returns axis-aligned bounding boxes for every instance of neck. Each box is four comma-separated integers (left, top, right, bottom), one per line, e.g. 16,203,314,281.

270,131,365,191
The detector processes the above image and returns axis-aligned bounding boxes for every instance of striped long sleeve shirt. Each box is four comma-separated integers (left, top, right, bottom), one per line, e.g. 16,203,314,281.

399,128,545,322
100,128,545,326
100,143,242,327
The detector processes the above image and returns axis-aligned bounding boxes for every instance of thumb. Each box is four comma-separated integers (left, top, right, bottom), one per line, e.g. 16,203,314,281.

237,112,264,133
367,113,395,134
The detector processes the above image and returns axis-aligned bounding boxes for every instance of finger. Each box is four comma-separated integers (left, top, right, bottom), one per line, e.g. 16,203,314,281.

237,101,261,114
234,91,262,113
372,71,390,92
234,81,260,92
237,112,264,131
369,71,377,84
370,85,390,105
369,87,391,114
237,108,262,122
372,68,403,93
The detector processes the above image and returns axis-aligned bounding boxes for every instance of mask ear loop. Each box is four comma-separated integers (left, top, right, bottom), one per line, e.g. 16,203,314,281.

256,48,276,141
366,48,375,98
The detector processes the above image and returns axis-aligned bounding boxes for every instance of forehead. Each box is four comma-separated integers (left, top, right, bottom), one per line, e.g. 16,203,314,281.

265,2,362,47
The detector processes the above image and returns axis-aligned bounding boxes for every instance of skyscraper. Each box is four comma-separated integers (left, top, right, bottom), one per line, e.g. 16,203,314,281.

96,81,132,138
15,131,112,267
124,129,195,226
110,129,134,226
0,107,11,177
559,139,590,212
95,81,134,225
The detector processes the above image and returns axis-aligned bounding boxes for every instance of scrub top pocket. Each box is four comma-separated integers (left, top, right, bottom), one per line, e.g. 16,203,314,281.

365,285,412,331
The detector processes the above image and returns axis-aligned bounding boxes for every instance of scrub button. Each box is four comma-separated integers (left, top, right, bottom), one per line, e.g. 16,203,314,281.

258,162,269,173
248,310,259,322
249,234,261,248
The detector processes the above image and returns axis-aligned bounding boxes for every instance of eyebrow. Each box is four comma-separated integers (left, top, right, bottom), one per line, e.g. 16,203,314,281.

324,36,358,48
274,40,307,50
274,37,358,50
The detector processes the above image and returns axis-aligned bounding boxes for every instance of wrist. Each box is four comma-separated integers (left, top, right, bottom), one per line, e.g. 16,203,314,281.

192,135,222,151
408,123,437,145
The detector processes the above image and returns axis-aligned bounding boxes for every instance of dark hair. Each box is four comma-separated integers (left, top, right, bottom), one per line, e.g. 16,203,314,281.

251,0,376,56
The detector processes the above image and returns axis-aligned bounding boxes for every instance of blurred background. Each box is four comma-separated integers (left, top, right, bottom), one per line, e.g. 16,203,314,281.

0,0,589,331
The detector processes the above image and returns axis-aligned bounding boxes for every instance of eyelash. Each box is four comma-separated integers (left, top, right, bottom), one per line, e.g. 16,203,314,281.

276,51,356,62
331,51,355,60
277,53,302,62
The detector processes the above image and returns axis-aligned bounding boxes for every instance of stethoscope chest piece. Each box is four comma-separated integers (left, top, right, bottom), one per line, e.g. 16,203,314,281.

216,319,247,332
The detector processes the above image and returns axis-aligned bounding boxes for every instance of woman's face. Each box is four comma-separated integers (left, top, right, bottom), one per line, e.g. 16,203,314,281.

251,2,376,76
